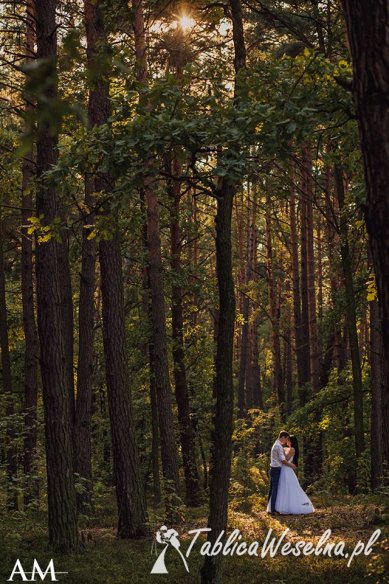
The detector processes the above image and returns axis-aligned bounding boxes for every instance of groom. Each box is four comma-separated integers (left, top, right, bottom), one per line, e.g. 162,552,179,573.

268,431,296,515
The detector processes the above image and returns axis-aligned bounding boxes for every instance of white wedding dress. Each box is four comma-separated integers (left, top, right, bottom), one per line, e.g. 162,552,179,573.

266,454,314,515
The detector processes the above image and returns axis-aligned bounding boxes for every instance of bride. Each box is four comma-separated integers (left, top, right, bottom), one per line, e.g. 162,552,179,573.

266,435,314,515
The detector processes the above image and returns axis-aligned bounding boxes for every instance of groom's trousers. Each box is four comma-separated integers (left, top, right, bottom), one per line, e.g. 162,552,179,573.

268,466,281,512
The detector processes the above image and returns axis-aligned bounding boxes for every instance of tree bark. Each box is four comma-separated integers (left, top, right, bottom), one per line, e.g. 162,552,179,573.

266,197,285,419
369,254,383,491
132,0,180,494
201,1,245,582
334,163,365,458
289,168,305,393
169,157,201,506
82,0,147,536
299,191,311,404
22,0,39,508
302,147,320,395
140,202,161,506
74,0,102,513
302,148,322,483
34,0,78,550
0,234,18,510
341,0,389,477
75,171,95,512
246,319,263,409
237,219,256,417
99,231,147,536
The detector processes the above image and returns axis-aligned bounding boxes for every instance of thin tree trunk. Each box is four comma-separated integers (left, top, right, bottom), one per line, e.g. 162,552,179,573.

266,197,284,419
149,342,162,505
74,1,102,513
22,0,39,508
58,232,75,426
237,219,256,417
0,234,18,510
289,170,305,393
284,280,293,416
334,163,365,458
75,171,95,512
169,156,201,506
299,191,311,404
141,203,161,506
201,1,245,581
302,147,322,482
132,0,180,494
246,218,263,410
302,147,320,394
34,0,78,550
246,319,263,409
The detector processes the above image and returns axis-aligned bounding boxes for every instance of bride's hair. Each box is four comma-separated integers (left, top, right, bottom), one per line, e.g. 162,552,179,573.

290,435,299,466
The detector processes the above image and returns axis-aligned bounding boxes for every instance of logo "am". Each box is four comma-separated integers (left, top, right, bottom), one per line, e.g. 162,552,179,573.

8,559,67,582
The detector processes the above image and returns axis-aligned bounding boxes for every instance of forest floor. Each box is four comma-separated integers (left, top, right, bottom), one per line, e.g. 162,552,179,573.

0,494,388,584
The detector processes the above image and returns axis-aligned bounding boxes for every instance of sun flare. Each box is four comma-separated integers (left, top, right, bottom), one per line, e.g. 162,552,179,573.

178,15,196,32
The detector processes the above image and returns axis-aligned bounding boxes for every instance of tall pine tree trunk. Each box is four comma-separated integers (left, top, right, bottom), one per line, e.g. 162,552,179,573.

169,156,201,506
34,0,78,550
132,0,180,495
299,191,311,404
303,148,320,394
289,169,305,395
302,147,322,483
0,234,18,510
74,0,102,512
141,205,161,506
266,196,285,419
82,0,147,537
341,0,389,478
237,218,256,417
22,0,39,507
334,163,365,460
201,2,245,582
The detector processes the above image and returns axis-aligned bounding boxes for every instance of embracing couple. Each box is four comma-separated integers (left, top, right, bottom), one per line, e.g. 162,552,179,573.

267,431,314,515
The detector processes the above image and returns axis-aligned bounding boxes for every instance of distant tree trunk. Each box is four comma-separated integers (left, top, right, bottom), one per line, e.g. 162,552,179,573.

299,191,311,404
58,232,75,426
237,218,256,417
302,147,320,395
289,172,305,393
82,0,147,537
317,214,324,325
246,219,263,410
34,0,79,550
169,156,201,506
74,0,103,513
0,234,18,510
334,164,365,459
246,319,263,409
284,281,293,416
341,0,389,478
22,0,39,508
369,257,383,491
266,197,284,419
302,148,322,484
201,2,245,581
149,342,162,505
75,171,95,513
132,0,180,495
141,205,161,506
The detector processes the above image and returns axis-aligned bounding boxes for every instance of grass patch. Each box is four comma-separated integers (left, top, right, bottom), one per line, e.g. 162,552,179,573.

0,495,387,583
